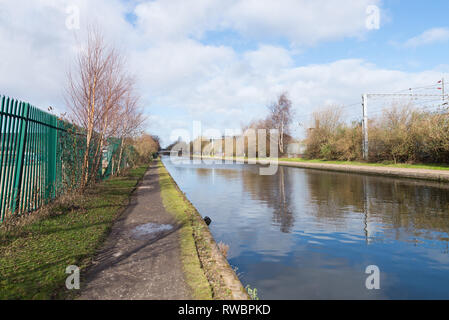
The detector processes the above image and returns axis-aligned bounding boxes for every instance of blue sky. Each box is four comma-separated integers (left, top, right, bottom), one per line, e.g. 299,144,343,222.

1,0,449,145
196,1,449,72
309,0,449,72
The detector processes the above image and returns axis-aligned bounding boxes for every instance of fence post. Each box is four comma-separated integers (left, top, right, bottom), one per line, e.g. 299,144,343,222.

1,98,12,221
0,96,6,219
45,114,58,201
11,103,30,214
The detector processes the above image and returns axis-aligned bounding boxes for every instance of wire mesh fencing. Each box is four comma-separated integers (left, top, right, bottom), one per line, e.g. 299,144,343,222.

0,95,133,222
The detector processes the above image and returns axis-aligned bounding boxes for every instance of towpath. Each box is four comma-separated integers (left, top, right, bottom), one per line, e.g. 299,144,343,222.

79,163,190,300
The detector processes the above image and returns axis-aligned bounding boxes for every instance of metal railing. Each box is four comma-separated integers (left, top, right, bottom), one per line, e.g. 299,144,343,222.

0,95,132,221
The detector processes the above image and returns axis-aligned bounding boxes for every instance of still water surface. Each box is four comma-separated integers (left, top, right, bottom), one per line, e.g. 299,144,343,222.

162,158,449,299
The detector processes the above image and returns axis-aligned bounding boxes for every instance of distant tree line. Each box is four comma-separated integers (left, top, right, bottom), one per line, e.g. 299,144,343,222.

170,92,296,158
305,103,449,163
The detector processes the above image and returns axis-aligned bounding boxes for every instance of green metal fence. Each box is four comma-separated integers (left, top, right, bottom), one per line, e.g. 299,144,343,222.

0,95,130,222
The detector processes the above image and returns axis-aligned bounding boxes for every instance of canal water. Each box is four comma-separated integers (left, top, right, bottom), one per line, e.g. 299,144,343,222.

162,158,449,299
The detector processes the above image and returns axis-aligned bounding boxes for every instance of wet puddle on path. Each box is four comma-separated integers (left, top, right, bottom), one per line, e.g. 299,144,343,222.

131,223,173,239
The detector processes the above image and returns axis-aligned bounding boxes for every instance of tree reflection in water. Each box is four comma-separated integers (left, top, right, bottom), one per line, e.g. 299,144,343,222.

163,158,449,299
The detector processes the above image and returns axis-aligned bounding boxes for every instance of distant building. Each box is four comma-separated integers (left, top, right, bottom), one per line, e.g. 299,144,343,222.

286,142,306,158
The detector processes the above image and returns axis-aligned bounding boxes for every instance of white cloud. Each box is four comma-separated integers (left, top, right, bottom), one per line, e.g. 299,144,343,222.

0,0,133,108
131,39,236,94
133,0,381,46
405,27,449,47
243,45,293,73
225,0,381,45
0,0,447,146
134,0,227,41
135,48,448,144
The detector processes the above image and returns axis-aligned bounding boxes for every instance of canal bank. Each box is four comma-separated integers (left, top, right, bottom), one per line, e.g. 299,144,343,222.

158,160,249,300
190,156,449,183
278,160,449,183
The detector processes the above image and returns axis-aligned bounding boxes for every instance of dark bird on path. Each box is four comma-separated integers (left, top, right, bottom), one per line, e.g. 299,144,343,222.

204,216,212,226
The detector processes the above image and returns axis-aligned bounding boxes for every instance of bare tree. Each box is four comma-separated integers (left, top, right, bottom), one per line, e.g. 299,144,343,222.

65,26,138,191
89,55,134,181
267,92,294,154
115,91,146,173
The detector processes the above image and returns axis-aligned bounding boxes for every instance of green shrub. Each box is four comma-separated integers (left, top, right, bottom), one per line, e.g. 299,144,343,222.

305,104,449,164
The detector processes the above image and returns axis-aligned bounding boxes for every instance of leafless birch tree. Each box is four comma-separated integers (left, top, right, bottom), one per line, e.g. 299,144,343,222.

65,27,140,191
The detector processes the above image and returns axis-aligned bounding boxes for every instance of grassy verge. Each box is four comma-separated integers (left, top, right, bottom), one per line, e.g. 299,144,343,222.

158,161,213,300
0,165,148,300
279,158,449,171
158,160,240,300
195,155,449,171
